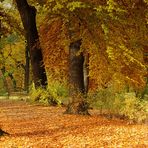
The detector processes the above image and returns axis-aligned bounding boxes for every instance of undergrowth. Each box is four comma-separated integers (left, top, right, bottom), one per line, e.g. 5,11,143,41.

87,87,148,123
29,81,69,106
29,80,148,123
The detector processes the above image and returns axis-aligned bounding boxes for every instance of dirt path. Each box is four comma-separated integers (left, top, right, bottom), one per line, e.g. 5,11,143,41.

0,99,148,147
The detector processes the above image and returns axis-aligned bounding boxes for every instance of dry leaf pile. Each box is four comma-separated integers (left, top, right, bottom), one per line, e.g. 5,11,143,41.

0,100,148,147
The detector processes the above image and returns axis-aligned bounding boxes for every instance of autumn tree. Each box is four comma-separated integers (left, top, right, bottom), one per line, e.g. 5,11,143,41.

39,1,92,114
0,3,30,92
0,34,27,92
39,0,148,113
15,0,47,88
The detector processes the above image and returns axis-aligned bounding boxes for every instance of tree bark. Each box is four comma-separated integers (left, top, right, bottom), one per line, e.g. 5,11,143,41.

69,39,85,94
24,42,30,93
15,0,47,88
65,39,89,115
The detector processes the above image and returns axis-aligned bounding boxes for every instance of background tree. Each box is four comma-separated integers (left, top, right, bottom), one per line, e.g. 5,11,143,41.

15,0,47,88
0,34,26,92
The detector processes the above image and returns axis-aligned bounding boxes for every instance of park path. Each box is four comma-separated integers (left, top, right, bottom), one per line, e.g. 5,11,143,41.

0,99,148,147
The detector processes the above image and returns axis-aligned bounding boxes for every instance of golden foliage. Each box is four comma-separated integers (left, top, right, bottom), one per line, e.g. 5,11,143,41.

39,0,147,90
40,18,69,82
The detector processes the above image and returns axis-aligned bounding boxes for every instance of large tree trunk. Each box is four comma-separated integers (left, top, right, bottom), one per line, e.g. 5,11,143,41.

15,0,47,88
65,39,89,115
69,40,84,94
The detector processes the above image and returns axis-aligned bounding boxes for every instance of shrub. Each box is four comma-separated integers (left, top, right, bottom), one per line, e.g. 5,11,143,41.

120,93,148,123
87,87,116,114
47,81,69,105
29,87,51,105
88,88,148,123
29,81,69,106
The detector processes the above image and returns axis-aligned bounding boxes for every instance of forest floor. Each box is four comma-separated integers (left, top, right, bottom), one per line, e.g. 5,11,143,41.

0,99,148,147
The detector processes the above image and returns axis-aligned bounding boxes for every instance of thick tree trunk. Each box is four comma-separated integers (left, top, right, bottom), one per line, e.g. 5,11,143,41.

65,39,89,115
69,39,84,94
15,0,47,88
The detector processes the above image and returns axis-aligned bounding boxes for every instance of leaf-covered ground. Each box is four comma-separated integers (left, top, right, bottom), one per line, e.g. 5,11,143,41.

0,99,148,147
